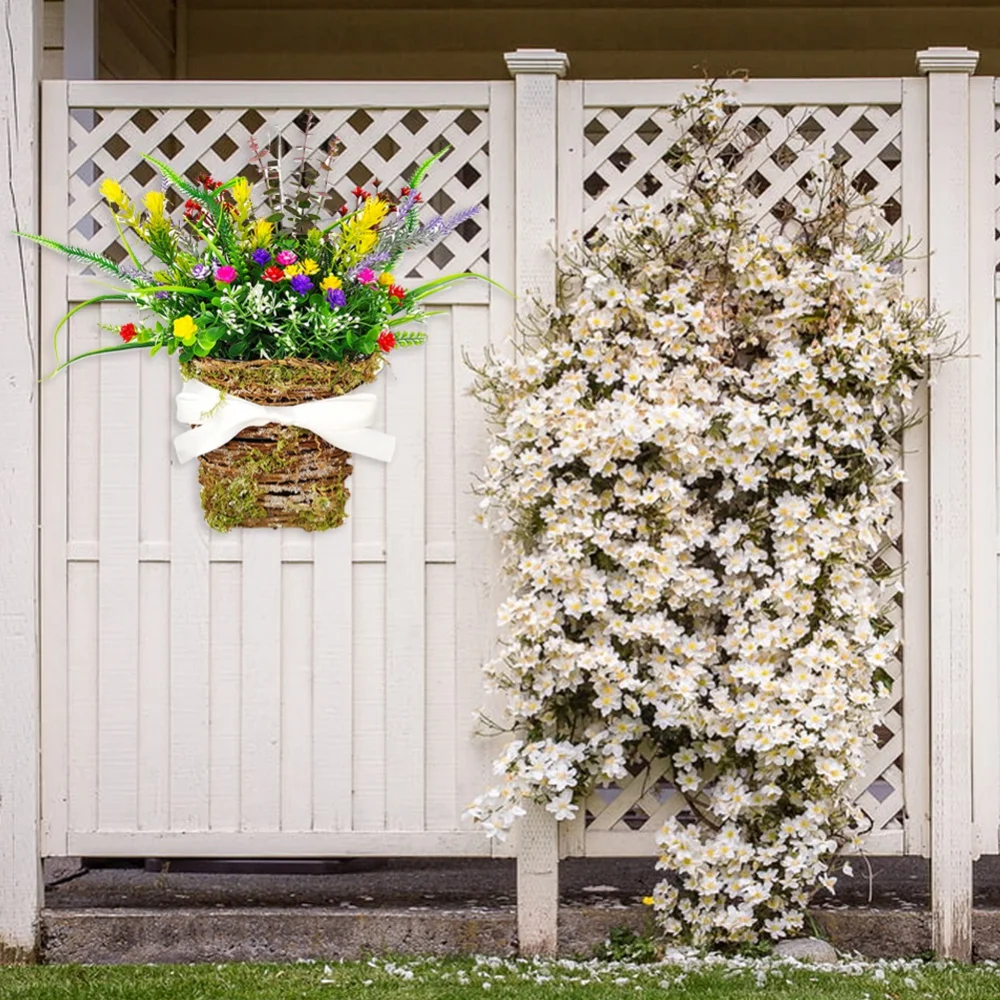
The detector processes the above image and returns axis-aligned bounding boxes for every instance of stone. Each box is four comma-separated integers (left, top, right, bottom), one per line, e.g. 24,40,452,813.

773,936,839,963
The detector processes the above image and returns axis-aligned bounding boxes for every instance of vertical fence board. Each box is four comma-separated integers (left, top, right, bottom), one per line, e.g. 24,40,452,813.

137,561,170,831
351,370,387,560
67,561,98,835
281,561,314,831
385,344,427,831
352,562,386,831
97,307,140,830
452,304,498,821
169,363,211,831
312,502,354,831
425,562,457,830
425,311,455,557
65,313,101,836
241,531,283,831
209,561,242,830
901,75,932,858
969,77,999,858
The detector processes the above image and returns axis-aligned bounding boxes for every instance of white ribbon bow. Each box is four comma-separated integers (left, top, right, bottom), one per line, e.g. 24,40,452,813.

173,379,396,465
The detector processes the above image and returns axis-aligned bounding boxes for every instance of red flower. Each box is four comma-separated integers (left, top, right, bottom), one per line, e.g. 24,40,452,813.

183,198,203,221
387,284,405,301
197,173,222,191
338,204,349,216
119,322,137,343
261,266,285,282
377,329,396,352
352,185,371,201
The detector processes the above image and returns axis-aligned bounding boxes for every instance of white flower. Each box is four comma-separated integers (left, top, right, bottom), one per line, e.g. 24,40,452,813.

467,81,940,946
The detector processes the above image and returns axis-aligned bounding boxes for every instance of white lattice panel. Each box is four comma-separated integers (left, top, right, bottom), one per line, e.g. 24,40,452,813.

66,103,490,281
581,102,902,241
569,91,912,854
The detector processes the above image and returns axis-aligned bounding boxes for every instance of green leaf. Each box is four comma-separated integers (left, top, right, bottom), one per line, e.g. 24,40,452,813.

14,232,137,282
49,292,132,362
409,148,451,189
47,339,152,377
405,272,511,304
130,284,214,298
141,154,226,224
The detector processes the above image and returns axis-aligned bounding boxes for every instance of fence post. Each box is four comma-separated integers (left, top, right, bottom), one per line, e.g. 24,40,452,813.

504,46,569,958
916,44,979,962
0,0,42,965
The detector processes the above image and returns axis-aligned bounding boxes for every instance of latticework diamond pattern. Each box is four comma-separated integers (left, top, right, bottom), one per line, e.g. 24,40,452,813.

582,103,903,239
66,104,490,280
578,100,907,845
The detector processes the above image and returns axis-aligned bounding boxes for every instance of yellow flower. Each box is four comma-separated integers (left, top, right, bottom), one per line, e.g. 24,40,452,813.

320,275,342,291
642,897,655,906
357,196,389,230
231,176,252,207
99,178,126,205
142,190,166,218
252,219,274,247
283,264,303,278
172,315,198,346
378,272,394,286
302,258,320,275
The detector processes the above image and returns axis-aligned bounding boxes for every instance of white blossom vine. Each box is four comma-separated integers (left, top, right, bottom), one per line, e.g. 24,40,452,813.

465,84,943,945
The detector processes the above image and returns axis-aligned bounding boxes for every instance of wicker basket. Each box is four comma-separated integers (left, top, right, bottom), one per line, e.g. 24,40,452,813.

185,354,382,533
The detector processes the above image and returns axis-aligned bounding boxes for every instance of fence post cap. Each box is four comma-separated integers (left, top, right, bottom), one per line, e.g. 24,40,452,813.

916,47,979,74
504,49,570,77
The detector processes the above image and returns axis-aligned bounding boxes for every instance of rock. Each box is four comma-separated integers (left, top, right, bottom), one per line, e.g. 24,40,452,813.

774,936,838,963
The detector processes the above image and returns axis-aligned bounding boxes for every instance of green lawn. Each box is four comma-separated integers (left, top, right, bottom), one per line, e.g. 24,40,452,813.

5,955,1000,1000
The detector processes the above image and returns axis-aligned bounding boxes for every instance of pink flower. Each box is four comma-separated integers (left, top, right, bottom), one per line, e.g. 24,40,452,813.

355,267,376,285
214,264,238,284
275,250,297,266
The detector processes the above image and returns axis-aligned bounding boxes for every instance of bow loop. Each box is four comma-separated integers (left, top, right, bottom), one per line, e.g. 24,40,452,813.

173,379,395,465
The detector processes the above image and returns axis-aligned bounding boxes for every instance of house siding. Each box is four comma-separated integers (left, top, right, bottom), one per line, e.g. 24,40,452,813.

183,2,1000,80
46,2,1000,82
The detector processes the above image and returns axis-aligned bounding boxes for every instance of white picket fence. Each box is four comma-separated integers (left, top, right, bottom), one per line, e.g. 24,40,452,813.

1,45,993,958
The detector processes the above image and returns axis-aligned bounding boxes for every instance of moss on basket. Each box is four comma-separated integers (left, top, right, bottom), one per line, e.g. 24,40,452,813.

199,428,300,533
184,354,382,405
297,481,351,532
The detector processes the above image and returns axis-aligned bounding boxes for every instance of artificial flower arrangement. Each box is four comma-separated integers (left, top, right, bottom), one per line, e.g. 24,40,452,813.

466,84,942,946
21,142,485,531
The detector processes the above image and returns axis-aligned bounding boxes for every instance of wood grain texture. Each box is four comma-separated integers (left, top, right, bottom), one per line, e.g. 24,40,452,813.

0,0,41,959
507,52,565,956
923,54,975,962
968,78,998,861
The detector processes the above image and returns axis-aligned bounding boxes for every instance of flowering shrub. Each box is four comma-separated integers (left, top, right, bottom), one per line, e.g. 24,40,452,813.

466,85,941,944
21,146,481,370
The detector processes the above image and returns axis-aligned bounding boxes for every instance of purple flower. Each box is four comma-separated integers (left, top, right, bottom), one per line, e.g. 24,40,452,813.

214,264,238,285
275,250,297,266
355,267,376,285
154,290,169,300
290,274,314,295
190,263,211,280
325,287,346,308
251,248,271,266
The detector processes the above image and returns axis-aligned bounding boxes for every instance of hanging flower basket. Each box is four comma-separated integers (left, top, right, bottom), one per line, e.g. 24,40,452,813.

184,354,382,532
22,140,494,533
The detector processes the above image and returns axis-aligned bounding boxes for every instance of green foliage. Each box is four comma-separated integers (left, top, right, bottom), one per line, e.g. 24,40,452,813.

14,232,136,281
592,927,660,964
22,148,496,372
